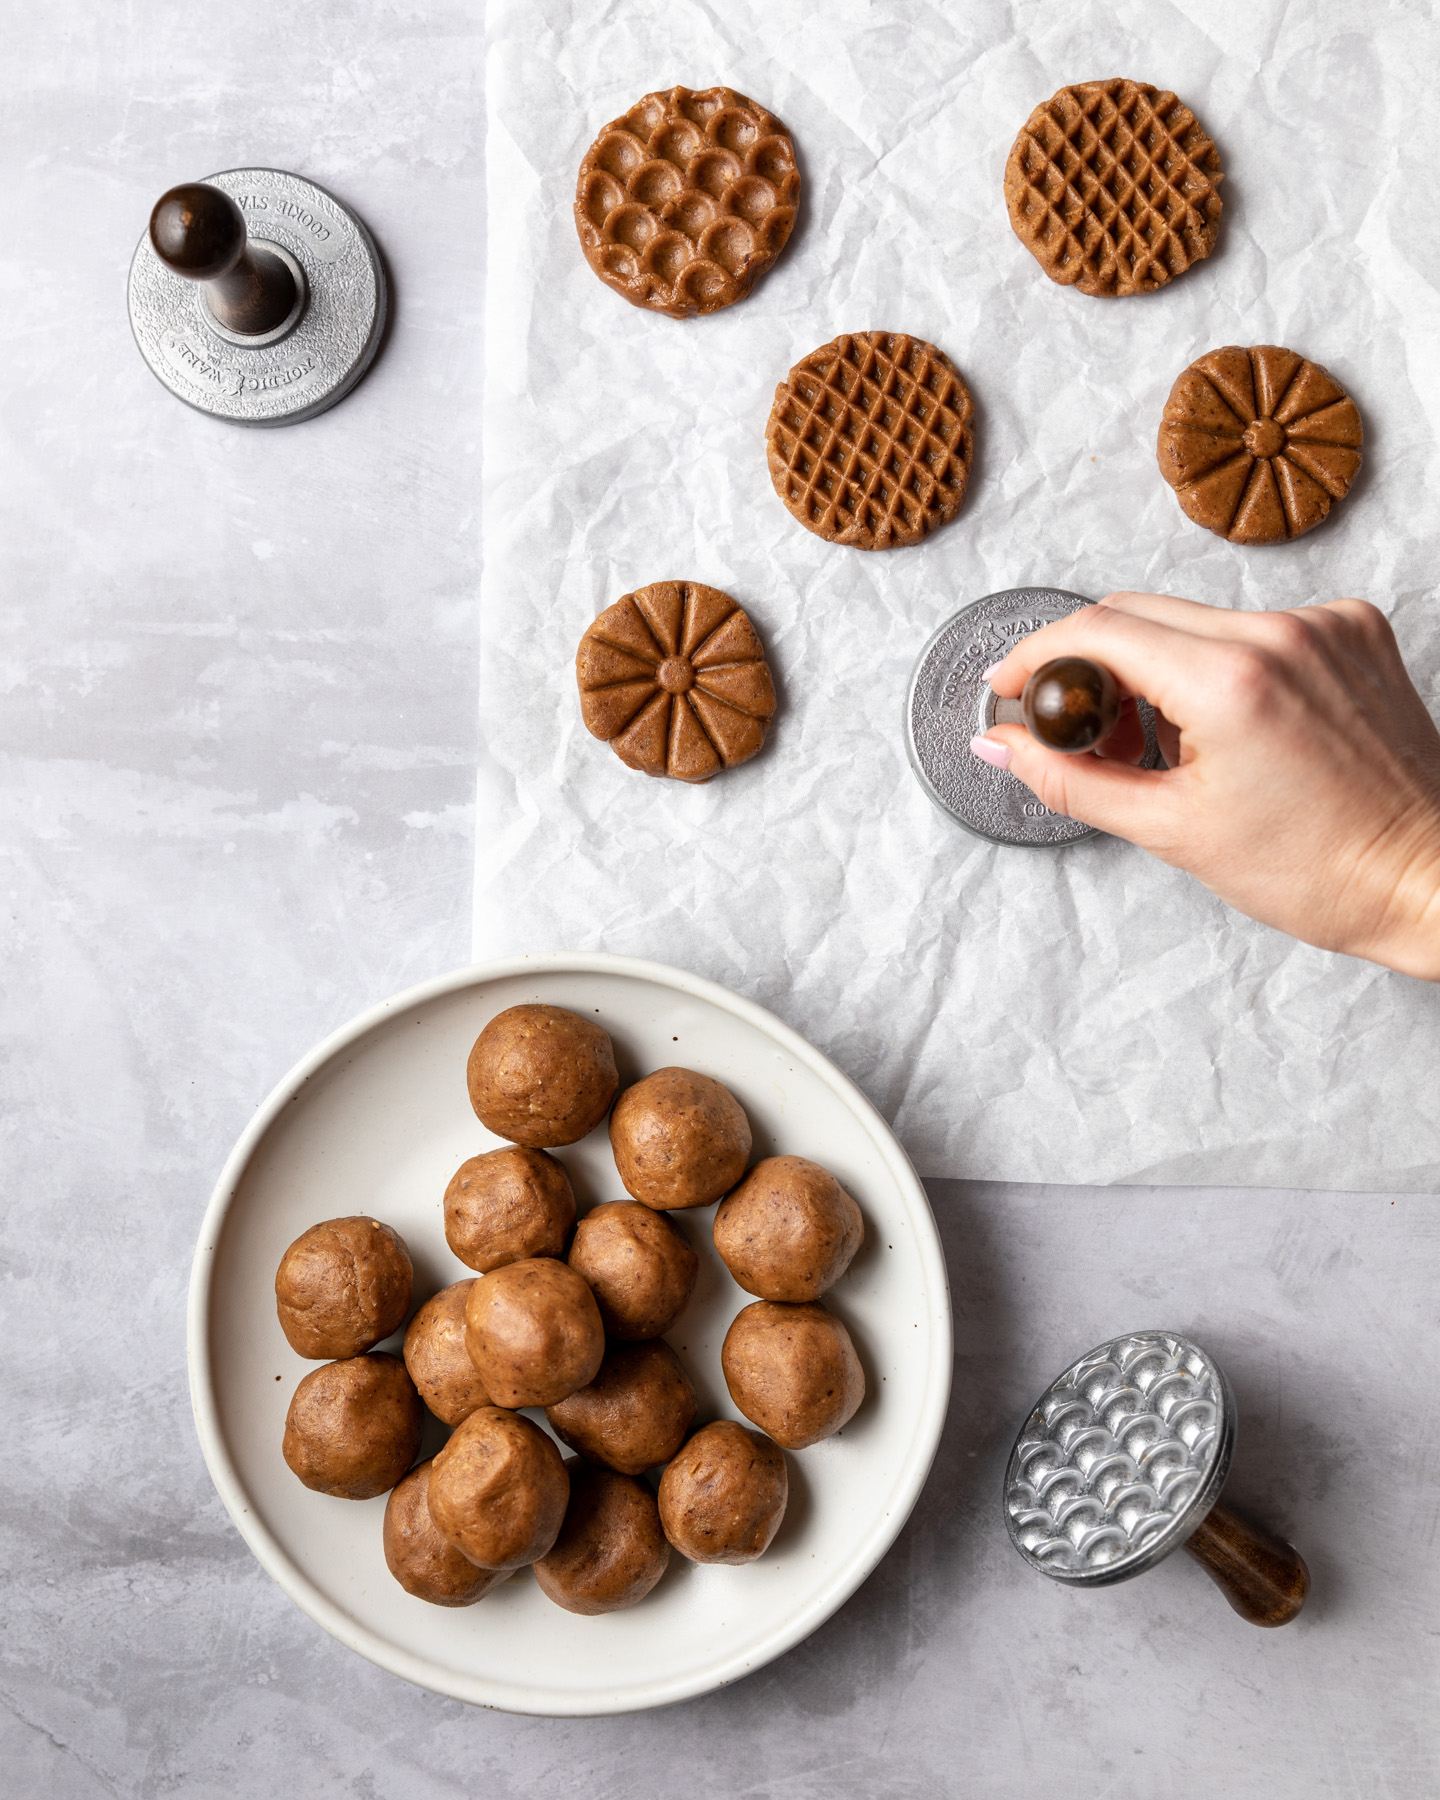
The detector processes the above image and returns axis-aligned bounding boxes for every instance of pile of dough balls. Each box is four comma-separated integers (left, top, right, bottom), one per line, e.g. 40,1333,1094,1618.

273,1001,867,1618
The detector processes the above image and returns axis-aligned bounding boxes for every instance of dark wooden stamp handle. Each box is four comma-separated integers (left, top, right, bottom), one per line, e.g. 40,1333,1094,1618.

1020,656,1120,754
1183,1501,1310,1627
149,183,297,337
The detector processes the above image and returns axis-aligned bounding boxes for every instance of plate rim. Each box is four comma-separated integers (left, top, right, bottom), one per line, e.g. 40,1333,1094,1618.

187,951,954,1716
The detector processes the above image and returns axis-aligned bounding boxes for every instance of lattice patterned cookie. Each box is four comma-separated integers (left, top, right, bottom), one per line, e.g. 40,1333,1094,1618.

1004,78,1223,298
574,86,799,319
576,582,776,783
1157,345,1363,544
764,332,975,550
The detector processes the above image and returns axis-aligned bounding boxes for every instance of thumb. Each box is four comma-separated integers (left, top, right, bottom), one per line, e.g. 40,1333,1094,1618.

977,725,1176,846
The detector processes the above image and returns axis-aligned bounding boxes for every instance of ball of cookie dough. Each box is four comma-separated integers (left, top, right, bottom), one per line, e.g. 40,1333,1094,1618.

534,1463,671,1615
444,1146,576,1273
546,1338,697,1475
402,1281,491,1426
609,1067,751,1210
281,1354,422,1499
427,1405,570,1569
464,1258,605,1408
712,1156,864,1302
657,1420,788,1565
383,1460,510,1606
274,1216,413,1360
466,1004,618,1148
721,1300,865,1449
568,1201,699,1340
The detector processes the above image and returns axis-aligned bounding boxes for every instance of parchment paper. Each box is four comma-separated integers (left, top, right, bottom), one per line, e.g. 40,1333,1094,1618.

476,0,1440,1190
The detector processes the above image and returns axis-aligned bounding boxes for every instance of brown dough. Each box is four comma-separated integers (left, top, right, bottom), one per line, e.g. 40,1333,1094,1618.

712,1156,863,1302
274,1216,413,1360
545,1339,698,1475
657,1419,788,1564
281,1354,422,1499
402,1281,491,1426
533,1463,672,1615
721,1300,865,1449
609,1067,751,1210
568,1201,699,1339
466,1004,618,1148
427,1405,570,1569
383,1460,510,1606
443,1146,576,1273
464,1258,605,1408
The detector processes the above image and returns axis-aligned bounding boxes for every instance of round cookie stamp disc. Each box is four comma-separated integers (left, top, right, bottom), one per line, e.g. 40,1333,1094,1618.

128,168,387,427
1003,1330,1235,1585
904,586,1159,847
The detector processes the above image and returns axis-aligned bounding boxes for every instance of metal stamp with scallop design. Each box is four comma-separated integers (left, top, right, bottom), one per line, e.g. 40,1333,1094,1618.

905,587,1159,847
1003,1330,1235,1585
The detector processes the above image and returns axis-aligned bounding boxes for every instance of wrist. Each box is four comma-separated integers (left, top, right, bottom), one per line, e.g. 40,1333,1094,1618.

1361,820,1440,981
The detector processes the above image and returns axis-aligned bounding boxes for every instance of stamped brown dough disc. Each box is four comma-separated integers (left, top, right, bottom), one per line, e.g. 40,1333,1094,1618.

1157,345,1364,544
576,581,776,784
574,85,799,319
534,1463,671,1615
657,1419,788,1565
1004,78,1223,297
765,332,974,549
383,1461,509,1606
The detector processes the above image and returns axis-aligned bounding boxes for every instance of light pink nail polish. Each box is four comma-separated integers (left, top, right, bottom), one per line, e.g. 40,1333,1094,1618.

969,734,1012,770
980,661,1006,680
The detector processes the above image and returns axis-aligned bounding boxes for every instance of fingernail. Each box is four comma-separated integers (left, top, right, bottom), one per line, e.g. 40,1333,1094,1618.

969,734,1012,770
980,661,1006,680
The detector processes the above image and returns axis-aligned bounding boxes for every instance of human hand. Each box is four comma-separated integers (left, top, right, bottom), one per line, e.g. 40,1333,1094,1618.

973,592,1440,979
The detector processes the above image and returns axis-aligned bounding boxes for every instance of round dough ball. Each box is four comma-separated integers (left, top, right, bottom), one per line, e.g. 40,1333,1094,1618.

274,1216,413,1359
721,1301,865,1449
466,1004,618,1148
464,1258,605,1408
281,1354,422,1499
383,1460,509,1606
545,1339,697,1475
402,1281,491,1426
534,1463,671,1615
568,1201,698,1340
427,1405,570,1569
609,1067,751,1210
712,1156,864,1302
444,1146,576,1273
657,1420,788,1565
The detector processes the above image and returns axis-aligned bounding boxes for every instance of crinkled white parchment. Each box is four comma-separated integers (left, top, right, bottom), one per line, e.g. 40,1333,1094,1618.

477,0,1440,1189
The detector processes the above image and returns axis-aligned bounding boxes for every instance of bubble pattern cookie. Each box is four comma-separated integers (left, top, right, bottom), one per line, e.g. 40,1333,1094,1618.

1004,78,1223,298
1157,345,1363,544
575,86,799,319
765,332,974,550
576,582,776,783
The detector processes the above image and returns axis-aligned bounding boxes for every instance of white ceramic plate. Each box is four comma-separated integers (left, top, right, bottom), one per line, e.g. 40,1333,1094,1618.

188,954,952,1715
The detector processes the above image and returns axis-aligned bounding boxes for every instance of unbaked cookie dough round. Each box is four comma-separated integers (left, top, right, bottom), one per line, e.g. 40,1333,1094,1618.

402,1281,491,1426
657,1419,788,1565
383,1460,510,1606
466,1004,618,1148
274,1215,413,1360
281,1353,422,1499
568,1201,699,1340
464,1257,605,1409
534,1463,672,1615
609,1067,751,1210
712,1156,863,1302
443,1146,576,1273
427,1405,570,1569
546,1338,698,1475
721,1300,865,1449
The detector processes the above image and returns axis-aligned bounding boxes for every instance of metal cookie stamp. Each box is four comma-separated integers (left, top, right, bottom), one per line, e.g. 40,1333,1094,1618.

1003,1330,1310,1627
905,586,1159,847
128,170,387,426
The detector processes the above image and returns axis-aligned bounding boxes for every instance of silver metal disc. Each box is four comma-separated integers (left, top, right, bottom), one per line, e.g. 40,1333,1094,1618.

905,586,1159,848
128,167,387,427
1003,1330,1236,1587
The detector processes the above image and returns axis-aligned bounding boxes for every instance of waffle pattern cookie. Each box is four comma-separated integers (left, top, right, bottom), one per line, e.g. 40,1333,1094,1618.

574,86,799,319
576,582,776,783
1004,78,1223,298
1157,345,1363,545
765,332,974,550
